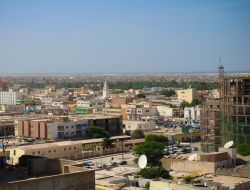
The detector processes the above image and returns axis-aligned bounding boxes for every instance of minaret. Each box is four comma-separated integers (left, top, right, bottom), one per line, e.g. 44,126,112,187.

103,81,109,99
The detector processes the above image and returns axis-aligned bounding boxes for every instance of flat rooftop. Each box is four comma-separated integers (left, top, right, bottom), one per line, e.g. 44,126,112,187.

211,175,250,186
15,114,122,122
14,135,130,150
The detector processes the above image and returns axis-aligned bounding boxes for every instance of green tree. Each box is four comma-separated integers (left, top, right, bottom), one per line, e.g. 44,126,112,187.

145,181,150,189
87,125,109,138
145,134,168,144
102,137,113,149
131,130,145,139
237,143,250,156
134,141,165,166
180,99,201,109
138,167,170,179
160,89,176,97
191,99,201,106
137,93,146,98
183,176,193,183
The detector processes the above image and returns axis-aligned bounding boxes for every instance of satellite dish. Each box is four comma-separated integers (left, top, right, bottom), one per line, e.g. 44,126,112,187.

224,140,234,148
138,155,147,169
188,153,198,161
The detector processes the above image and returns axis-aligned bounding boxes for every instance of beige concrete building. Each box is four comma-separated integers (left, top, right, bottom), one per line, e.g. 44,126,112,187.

0,158,95,190
176,88,200,103
121,104,158,121
15,114,123,140
9,135,130,165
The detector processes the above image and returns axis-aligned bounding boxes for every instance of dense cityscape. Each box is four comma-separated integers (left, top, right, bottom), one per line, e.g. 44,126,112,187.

1,1,250,190
0,68,250,190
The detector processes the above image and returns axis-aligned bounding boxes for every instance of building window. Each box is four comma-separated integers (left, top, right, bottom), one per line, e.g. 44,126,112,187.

32,152,35,155
13,150,16,156
64,148,66,151
74,147,76,150
69,147,71,150
48,150,51,153
71,126,74,128
38,151,40,154
54,150,56,152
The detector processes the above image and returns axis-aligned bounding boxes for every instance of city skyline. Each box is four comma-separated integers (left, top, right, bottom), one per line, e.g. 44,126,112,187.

1,0,250,73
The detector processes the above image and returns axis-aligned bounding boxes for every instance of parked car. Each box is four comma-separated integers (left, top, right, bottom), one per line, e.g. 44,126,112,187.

118,160,127,165
83,161,94,167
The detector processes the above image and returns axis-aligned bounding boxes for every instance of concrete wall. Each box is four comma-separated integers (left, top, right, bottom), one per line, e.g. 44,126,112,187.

162,158,216,174
162,158,185,171
27,158,79,175
0,170,95,190
171,160,216,174
150,180,198,190
10,145,128,165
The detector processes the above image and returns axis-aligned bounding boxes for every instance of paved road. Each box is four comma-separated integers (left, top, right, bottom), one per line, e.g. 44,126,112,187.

79,152,136,168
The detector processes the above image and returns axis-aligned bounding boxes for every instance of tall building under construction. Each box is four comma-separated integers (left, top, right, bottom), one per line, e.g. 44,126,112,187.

201,66,250,152
220,76,250,145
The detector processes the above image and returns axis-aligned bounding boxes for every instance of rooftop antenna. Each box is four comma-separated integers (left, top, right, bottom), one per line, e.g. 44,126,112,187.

218,57,225,144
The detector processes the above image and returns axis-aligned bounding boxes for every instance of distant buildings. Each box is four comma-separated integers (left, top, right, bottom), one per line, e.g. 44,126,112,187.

121,103,158,121
15,114,122,140
184,106,201,121
0,90,16,105
123,120,156,132
176,88,200,103
157,106,183,118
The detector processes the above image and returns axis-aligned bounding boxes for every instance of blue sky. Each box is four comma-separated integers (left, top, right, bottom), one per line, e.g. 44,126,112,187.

0,0,249,73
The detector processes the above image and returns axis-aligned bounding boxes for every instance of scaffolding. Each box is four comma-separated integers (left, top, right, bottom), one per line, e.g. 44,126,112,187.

201,65,250,152
201,65,224,152
220,77,250,145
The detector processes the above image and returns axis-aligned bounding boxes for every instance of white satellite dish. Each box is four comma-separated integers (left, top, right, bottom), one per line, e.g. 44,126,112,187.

188,153,198,161
224,140,234,149
138,154,147,169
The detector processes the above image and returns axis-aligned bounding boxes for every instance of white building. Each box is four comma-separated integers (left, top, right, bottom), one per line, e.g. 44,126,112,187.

157,106,174,117
47,119,88,139
0,90,16,105
51,101,64,108
184,106,201,120
41,97,53,106
76,100,90,108
123,120,156,132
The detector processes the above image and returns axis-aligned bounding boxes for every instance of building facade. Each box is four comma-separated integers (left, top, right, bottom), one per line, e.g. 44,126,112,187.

15,115,122,140
0,90,16,105
121,104,158,121
176,88,200,103
221,77,250,145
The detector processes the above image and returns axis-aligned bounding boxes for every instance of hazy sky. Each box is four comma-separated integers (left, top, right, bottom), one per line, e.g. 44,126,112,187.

0,0,250,73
